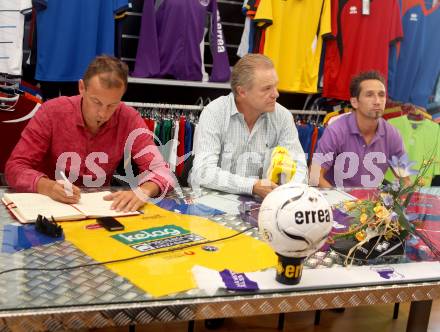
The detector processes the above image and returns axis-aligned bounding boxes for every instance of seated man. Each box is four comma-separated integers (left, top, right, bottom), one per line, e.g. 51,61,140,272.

5,55,174,211
190,54,307,198
310,71,408,188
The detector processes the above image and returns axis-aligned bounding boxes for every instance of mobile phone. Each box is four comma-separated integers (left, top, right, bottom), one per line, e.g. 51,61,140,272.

96,217,125,231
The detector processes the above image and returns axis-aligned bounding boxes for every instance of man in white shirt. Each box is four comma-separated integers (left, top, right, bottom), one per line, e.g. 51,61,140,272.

190,54,307,198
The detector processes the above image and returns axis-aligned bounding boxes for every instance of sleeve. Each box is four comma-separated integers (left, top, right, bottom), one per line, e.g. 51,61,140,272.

320,0,332,39
311,126,338,170
128,112,175,195
5,104,52,192
276,110,308,184
329,0,339,37
253,0,273,29
132,0,160,78
208,0,231,82
190,105,257,195
389,0,403,44
113,0,130,16
389,126,406,159
31,0,46,12
20,0,32,13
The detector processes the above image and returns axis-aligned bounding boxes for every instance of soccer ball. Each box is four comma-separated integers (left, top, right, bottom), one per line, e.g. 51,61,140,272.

258,183,333,258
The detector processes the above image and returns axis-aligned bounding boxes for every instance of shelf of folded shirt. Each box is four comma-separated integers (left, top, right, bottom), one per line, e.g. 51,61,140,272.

0,186,439,332
128,76,231,89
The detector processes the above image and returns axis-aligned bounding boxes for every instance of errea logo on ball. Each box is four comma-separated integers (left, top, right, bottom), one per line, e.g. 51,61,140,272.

112,225,189,245
294,209,331,225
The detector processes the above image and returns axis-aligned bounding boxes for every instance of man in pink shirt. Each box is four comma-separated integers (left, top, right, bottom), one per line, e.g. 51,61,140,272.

5,55,174,212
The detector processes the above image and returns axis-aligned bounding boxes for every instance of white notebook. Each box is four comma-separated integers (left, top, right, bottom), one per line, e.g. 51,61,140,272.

318,188,357,206
2,191,139,223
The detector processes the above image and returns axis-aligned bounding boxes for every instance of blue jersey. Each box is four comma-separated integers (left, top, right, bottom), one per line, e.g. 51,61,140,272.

388,2,440,107
133,0,230,82
35,0,129,81
410,5,440,107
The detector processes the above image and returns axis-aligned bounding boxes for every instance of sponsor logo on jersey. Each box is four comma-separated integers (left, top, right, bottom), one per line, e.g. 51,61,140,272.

112,225,205,252
349,6,358,14
216,10,226,53
410,13,418,22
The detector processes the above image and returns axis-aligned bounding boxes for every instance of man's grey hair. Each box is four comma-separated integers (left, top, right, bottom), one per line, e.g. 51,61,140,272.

230,54,274,96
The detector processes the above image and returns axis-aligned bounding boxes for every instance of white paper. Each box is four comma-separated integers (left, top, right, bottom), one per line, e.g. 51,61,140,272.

192,262,440,293
3,193,81,222
194,194,241,215
73,191,139,218
318,189,356,206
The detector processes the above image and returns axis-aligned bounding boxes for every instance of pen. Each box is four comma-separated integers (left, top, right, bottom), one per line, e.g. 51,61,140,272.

59,171,73,196
59,171,69,183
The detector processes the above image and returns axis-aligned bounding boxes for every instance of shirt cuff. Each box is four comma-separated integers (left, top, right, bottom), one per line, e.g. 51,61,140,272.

31,173,47,193
292,167,308,184
142,175,175,196
238,177,257,195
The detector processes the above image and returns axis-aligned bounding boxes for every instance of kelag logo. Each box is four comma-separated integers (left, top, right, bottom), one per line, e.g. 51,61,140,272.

112,225,189,245
111,225,205,253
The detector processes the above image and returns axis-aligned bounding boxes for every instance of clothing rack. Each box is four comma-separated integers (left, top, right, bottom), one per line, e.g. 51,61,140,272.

125,102,327,115
125,101,203,111
289,109,327,115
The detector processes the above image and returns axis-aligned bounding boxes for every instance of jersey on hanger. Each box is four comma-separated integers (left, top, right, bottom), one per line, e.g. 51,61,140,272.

133,0,230,82
384,116,440,186
388,1,440,107
0,0,32,76
323,0,403,101
35,0,129,82
0,94,40,172
254,0,331,93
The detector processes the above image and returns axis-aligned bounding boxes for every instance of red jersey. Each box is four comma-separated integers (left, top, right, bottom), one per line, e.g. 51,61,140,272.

323,0,403,100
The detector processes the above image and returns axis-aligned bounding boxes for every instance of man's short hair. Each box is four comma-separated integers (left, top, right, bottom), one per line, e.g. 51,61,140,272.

349,71,386,98
83,55,128,90
231,54,274,96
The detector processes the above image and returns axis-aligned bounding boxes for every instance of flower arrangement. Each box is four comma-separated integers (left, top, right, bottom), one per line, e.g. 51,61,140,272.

330,154,439,264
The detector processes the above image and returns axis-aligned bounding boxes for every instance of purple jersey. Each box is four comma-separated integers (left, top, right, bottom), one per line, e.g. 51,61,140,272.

132,0,160,78
133,0,230,82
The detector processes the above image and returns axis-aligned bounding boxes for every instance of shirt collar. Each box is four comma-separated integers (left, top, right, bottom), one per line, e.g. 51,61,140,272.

229,92,269,120
73,95,85,127
230,93,239,117
348,111,385,137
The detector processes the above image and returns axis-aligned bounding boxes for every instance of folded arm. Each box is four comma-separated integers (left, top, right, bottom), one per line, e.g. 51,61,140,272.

190,109,259,195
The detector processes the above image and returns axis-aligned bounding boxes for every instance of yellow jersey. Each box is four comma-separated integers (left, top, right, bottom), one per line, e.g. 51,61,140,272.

254,0,331,93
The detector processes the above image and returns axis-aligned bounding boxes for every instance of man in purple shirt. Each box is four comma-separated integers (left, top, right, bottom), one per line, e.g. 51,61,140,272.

310,71,407,188
6,56,174,212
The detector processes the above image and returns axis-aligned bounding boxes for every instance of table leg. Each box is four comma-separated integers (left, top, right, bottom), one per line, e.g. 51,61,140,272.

406,300,432,332
277,313,285,330
314,310,321,325
393,303,400,320
188,320,195,332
